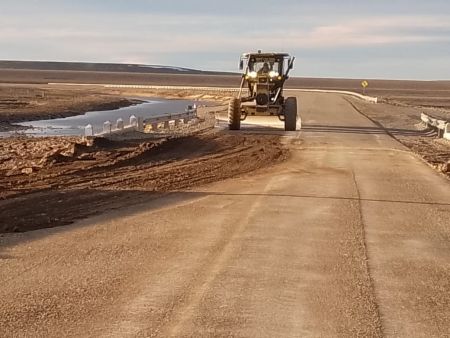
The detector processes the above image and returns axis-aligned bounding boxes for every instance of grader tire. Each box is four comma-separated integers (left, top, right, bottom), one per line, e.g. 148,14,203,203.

284,97,297,131
228,98,241,130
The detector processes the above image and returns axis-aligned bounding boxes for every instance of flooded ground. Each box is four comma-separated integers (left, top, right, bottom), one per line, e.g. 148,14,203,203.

9,97,196,136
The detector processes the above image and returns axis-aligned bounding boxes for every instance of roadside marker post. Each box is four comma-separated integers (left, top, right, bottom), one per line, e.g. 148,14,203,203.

103,121,112,134
444,123,450,140
137,117,144,131
129,115,138,130
84,124,93,137
361,80,369,95
116,118,124,130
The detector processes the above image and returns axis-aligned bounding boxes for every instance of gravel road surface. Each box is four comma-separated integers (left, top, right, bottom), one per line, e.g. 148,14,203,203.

1,92,449,337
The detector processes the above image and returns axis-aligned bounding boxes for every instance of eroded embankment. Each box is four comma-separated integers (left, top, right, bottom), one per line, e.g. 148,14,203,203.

0,130,288,233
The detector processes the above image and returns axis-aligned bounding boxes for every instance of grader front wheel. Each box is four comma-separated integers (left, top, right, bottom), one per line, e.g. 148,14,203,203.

284,97,297,131
228,98,241,130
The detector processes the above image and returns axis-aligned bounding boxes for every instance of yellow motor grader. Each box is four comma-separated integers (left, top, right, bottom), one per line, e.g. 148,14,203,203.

229,51,297,131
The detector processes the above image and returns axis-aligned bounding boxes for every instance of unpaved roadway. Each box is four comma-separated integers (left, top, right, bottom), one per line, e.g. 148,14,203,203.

1,92,449,337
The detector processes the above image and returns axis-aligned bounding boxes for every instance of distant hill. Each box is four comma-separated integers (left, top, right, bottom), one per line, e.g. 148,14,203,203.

0,60,235,76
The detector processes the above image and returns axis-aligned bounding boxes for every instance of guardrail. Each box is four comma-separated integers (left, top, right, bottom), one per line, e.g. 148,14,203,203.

421,112,450,139
84,105,198,137
48,83,378,103
286,89,378,103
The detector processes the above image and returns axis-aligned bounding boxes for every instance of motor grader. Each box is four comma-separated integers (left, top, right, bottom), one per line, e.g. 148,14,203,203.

228,51,297,131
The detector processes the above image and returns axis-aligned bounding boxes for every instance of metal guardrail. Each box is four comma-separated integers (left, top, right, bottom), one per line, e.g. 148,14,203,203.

84,106,198,137
420,112,450,139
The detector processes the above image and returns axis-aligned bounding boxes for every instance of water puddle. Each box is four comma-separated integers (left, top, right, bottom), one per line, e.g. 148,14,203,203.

4,97,197,137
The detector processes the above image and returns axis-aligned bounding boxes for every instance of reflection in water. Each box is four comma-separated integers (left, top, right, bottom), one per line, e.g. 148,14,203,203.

13,97,196,136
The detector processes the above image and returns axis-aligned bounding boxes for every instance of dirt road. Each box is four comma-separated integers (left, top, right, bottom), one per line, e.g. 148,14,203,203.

1,92,449,337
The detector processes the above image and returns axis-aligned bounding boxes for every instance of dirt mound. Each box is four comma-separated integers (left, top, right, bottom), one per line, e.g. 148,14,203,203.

0,130,288,233
0,137,81,176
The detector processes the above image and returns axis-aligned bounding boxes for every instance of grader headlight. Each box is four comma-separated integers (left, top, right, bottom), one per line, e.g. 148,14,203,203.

246,71,257,80
269,71,279,78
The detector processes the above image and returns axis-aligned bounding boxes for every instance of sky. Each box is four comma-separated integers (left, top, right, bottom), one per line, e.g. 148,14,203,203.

1,0,450,80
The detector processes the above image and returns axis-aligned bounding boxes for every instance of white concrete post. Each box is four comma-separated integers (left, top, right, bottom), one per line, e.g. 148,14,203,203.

137,116,144,132
129,115,138,128
116,118,124,130
84,124,93,137
445,123,450,140
103,121,112,134
421,113,429,126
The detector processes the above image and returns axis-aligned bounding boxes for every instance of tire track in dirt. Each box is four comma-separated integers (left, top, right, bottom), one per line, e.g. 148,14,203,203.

350,170,385,337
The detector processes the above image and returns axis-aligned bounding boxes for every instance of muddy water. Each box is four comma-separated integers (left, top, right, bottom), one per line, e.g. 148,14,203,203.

11,97,196,136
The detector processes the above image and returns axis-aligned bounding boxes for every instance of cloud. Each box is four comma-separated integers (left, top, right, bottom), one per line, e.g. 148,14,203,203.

304,16,450,47
0,7,449,79
2,13,448,49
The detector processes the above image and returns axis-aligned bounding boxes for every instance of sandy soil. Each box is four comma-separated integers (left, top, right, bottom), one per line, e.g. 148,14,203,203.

0,127,288,233
0,79,448,234
348,98,450,177
1,68,450,107
1,91,448,337
0,84,261,234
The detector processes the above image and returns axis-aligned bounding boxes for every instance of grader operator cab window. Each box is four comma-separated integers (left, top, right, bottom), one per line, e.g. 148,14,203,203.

251,60,281,75
245,59,282,79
